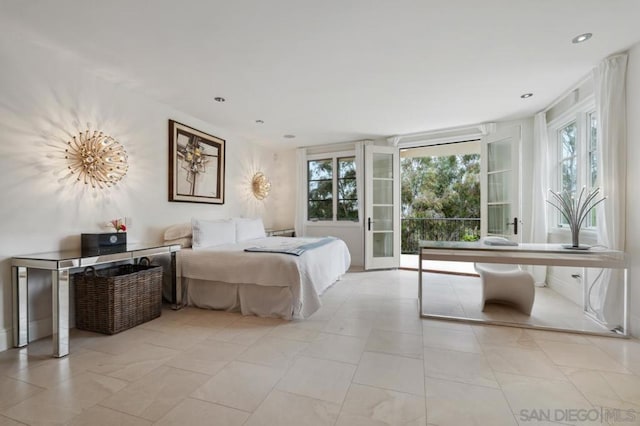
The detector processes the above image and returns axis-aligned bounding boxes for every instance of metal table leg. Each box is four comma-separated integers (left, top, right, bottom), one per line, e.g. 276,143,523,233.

12,266,28,347
171,251,183,310
624,267,629,336
418,252,423,317
52,269,69,358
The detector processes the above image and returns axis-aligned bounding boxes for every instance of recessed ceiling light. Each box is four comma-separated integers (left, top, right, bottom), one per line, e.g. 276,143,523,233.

214,97,226,102
520,93,533,99
572,33,592,44
283,134,296,139
255,119,264,124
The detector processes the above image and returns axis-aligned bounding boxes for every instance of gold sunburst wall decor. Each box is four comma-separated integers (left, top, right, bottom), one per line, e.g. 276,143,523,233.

65,129,129,188
251,171,271,200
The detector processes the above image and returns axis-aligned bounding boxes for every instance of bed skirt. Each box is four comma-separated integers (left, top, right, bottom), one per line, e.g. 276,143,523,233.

184,278,298,319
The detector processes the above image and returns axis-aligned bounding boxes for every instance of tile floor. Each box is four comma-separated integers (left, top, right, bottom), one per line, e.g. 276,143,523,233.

0,270,639,425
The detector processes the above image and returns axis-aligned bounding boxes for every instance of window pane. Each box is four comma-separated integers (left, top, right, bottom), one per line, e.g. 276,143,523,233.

588,112,598,227
373,153,393,179
488,171,508,203
373,232,393,257
488,204,510,235
373,206,393,231
557,122,577,227
308,156,358,222
551,112,599,229
488,140,511,172
308,159,332,180
338,178,357,200
337,157,358,221
589,113,598,187
560,122,576,159
337,200,358,221
308,200,332,220
338,157,356,179
559,121,577,201
589,113,598,151
308,181,333,200
561,158,577,194
308,159,333,221
373,179,392,204
589,153,598,188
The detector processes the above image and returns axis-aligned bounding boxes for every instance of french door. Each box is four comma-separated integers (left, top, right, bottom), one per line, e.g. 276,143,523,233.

481,125,521,241
364,144,400,269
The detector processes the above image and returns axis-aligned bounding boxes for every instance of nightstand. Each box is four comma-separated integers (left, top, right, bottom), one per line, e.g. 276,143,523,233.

266,228,296,237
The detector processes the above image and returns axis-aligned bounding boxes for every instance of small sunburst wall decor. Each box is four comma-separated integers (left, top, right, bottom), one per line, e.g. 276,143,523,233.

251,171,271,200
65,129,128,189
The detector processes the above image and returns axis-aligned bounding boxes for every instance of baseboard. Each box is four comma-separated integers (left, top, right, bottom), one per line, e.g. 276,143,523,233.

1,316,76,353
0,327,10,352
29,317,53,342
631,314,640,338
547,275,582,305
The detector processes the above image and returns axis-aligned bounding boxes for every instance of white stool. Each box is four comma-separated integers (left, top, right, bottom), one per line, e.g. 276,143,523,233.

474,263,535,315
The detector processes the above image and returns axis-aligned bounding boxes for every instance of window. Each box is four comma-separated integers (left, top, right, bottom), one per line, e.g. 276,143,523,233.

307,156,358,222
337,157,357,220
551,105,598,228
587,111,598,227
307,159,333,220
559,121,577,195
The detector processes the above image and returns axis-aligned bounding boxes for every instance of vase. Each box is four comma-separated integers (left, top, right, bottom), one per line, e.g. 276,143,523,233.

571,230,580,248
563,228,589,250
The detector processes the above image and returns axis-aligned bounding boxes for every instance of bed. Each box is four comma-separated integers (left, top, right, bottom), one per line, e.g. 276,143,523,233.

163,218,351,319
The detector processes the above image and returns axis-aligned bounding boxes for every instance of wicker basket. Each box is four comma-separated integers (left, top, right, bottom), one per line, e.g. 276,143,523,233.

73,260,163,335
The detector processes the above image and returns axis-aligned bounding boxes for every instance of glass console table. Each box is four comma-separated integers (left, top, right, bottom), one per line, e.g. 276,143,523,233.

418,241,629,337
12,243,181,357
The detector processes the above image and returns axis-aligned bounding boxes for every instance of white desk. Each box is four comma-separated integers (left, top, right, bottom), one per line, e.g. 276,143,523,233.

12,243,181,357
418,241,629,336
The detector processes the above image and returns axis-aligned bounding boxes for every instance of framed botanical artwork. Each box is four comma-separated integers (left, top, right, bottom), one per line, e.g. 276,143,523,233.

169,120,225,204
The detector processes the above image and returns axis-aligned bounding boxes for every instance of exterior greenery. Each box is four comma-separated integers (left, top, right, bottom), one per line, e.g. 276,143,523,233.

308,159,333,220
337,157,358,220
557,114,598,228
307,152,480,250
401,154,481,253
308,157,358,221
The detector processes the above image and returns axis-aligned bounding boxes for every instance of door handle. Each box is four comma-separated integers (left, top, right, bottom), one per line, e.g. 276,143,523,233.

368,217,373,231
506,217,518,235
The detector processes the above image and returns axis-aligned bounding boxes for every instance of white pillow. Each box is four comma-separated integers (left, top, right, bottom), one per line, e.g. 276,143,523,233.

191,218,236,250
236,218,266,242
164,222,192,240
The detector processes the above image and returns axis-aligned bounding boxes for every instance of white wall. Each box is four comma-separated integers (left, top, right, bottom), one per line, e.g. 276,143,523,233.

305,224,363,268
626,42,640,336
0,25,296,350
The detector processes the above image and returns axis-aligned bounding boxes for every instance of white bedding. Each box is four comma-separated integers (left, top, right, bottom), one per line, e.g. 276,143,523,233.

179,236,351,319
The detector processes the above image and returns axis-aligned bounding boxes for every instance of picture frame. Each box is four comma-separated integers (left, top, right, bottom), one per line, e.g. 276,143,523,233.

168,120,225,204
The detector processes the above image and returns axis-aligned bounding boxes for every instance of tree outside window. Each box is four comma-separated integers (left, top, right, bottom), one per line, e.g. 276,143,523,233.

558,122,577,226
587,112,598,227
337,157,358,220
552,107,598,229
308,156,358,221
308,159,333,220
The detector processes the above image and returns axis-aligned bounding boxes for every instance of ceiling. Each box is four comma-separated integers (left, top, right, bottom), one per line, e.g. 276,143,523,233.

2,0,640,150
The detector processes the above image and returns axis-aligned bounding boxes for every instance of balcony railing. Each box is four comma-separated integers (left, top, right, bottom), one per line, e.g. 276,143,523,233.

401,217,480,254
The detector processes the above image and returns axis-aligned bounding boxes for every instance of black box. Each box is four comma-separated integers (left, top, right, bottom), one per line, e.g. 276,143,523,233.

81,233,127,256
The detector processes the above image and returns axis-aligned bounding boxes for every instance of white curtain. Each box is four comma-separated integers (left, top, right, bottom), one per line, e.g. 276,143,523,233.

354,141,365,228
294,147,307,237
591,53,628,330
530,112,549,286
